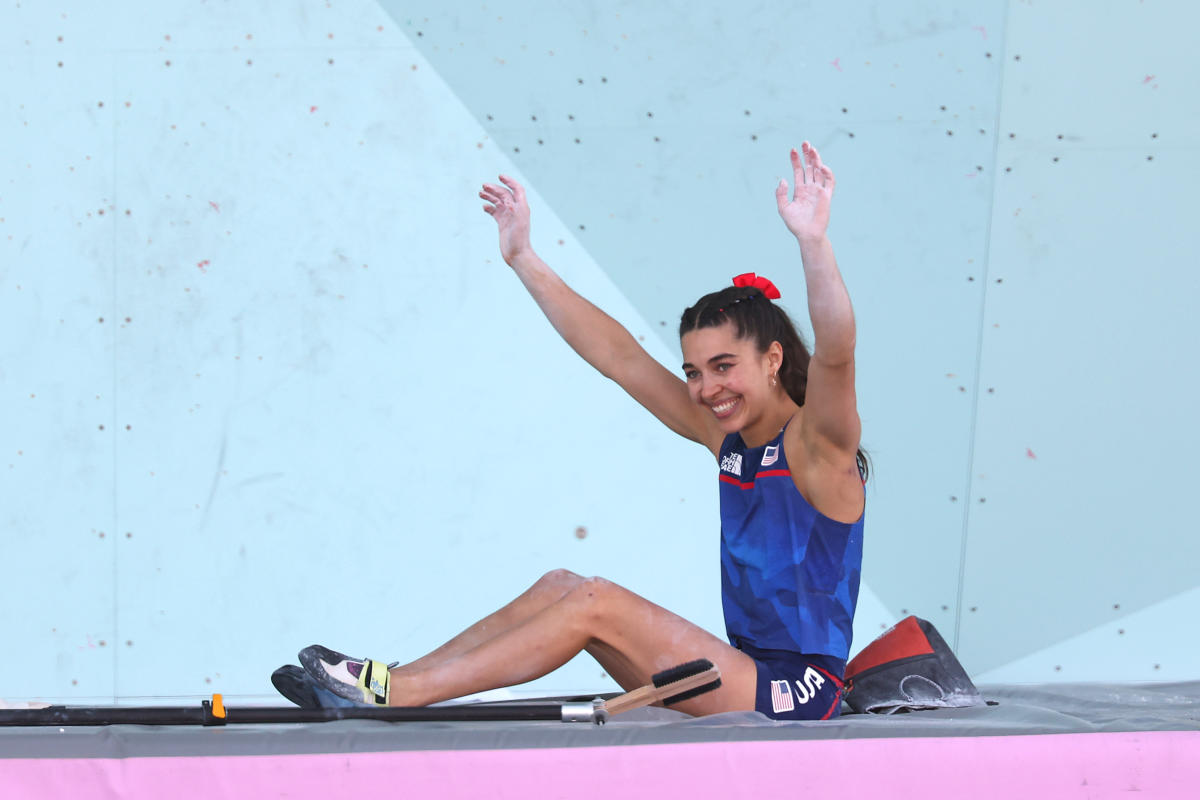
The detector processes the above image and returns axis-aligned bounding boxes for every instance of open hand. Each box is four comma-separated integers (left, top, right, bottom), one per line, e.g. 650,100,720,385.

775,142,835,242
480,175,532,266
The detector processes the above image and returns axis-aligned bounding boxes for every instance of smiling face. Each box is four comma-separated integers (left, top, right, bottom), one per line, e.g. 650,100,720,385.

681,321,786,439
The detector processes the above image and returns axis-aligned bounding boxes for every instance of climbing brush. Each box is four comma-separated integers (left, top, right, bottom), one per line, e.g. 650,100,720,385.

0,659,721,727
601,658,722,716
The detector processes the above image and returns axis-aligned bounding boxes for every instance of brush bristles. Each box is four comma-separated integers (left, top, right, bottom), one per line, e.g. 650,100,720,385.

662,678,722,706
651,659,714,687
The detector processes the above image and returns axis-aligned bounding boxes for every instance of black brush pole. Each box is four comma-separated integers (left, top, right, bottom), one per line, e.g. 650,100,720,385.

228,704,567,724
0,703,570,727
0,706,210,727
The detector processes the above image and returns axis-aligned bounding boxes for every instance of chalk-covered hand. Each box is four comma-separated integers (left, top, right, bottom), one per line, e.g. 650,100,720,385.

775,142,835,242
481,175,533,266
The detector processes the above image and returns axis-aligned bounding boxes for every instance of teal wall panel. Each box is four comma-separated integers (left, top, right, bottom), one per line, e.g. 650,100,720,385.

2,49,118,700
960,0,1200,680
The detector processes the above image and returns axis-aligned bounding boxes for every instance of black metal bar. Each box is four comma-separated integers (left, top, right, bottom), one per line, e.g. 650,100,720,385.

0,702,569,727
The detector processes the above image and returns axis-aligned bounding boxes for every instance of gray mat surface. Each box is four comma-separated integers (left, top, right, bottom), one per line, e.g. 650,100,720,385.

2,681,1196,759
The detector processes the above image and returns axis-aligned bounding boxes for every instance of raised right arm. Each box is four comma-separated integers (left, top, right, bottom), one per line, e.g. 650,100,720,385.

481,176,721,451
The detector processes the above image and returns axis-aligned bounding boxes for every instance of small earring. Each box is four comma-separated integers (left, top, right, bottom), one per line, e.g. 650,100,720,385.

770,373,778,387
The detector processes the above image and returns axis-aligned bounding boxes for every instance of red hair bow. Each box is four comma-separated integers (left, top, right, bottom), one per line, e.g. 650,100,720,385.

732,272,781,300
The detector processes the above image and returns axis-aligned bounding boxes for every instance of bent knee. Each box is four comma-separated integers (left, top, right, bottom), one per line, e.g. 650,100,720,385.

561,577,640,637
566,576,622,609
535,568,584,595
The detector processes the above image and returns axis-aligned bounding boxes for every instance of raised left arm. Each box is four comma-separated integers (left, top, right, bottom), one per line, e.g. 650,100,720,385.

776,143,861,457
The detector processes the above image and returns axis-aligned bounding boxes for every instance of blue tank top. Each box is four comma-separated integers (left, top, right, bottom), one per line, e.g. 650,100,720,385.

718,426,864,662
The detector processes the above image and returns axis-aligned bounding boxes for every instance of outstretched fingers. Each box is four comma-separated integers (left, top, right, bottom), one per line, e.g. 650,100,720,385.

480,175,530,216
480,175,534,265
479,187,501,215
498,174,526,203
788,143,832,191
776,143,836,239
782,142,833,200
801,141,835,189
480,179,513,215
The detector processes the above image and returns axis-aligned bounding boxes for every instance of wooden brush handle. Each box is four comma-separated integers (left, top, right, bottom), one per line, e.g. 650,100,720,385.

604,667,720,716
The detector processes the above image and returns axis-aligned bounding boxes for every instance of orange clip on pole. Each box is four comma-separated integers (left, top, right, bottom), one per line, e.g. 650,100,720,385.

211,693,226,719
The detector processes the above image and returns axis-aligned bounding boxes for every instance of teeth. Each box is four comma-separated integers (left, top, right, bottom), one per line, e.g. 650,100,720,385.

712,398,738,414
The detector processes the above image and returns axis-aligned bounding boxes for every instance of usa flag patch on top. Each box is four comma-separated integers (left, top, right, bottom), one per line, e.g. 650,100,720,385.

761,445,779,467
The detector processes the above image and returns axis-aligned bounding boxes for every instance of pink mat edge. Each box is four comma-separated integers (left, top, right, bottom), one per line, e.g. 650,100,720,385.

2,729,1197,799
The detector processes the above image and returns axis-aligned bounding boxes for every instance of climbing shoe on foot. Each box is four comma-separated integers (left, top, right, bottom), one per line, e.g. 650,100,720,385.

298,644,394,706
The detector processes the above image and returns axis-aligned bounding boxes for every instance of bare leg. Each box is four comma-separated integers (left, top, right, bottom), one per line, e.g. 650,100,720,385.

389,576,759,717
397,569,584,673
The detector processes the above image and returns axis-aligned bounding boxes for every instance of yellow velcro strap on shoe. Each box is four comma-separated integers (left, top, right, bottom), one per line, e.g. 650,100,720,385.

355,659,390,705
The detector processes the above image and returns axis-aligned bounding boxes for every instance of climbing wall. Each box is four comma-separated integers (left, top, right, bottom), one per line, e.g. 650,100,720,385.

1,0,1196,702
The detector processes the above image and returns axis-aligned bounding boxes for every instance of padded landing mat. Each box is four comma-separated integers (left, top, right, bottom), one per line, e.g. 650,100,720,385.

0,680,1195,759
